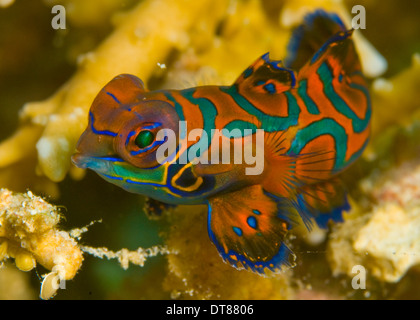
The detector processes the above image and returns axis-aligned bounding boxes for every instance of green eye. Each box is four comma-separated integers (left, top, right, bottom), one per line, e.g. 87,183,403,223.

134,130,155,149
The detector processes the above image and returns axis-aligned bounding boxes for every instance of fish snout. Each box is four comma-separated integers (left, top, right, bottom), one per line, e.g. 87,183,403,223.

71,152,113,173
71,152,89,169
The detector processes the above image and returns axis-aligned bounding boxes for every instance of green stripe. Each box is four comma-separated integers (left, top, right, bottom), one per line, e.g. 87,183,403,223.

113,163,166,185
350,82,372,128
180,88,218,154
223,120,258,137
220,85,300,132
317,62,370,133
288,118,348,171
164,91,187,139
297,80,320,115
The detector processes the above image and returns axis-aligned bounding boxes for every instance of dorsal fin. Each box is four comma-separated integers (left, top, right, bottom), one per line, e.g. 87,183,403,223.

234,53,297,95
297,29,361,81
284,9,347,70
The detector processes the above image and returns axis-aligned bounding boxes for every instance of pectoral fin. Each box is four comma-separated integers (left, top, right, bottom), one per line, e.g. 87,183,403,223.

207,185,296,274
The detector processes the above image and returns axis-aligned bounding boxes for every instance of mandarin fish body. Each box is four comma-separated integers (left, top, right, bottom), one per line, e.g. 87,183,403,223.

72,10,371,273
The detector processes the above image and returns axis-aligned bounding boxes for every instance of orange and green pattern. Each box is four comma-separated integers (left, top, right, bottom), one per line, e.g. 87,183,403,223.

72,10,371,273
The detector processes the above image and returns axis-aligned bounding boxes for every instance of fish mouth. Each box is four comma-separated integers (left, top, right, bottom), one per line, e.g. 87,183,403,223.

71,153,112,173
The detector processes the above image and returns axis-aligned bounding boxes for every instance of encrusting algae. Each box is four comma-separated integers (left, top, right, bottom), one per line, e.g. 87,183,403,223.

0,0,420,300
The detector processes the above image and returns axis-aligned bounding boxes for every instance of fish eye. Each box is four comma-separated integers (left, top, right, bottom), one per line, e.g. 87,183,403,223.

134,130,155,149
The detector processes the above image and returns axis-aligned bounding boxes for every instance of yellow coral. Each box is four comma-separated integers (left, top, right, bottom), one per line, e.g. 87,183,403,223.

371,54,420,137
329,127,420,283
81,244,172,270
44,0,139,28
0,188,172,298
1,0,229,183
0,0,14,8
328,199,420,283
0,188,83,298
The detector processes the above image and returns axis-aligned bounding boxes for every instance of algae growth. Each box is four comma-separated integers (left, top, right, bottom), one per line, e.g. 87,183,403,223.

1,0,420,299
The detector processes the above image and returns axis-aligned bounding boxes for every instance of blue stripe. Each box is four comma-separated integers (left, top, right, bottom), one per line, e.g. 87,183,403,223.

102,174,123,181
142,122,162,130
125,131,136,146
106,92,121,104
89,112,118,137
93,156,124,162
261,53,297,87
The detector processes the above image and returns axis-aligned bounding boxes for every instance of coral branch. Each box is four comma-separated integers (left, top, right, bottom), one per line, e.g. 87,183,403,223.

0,188,83,298
81,245,173,270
